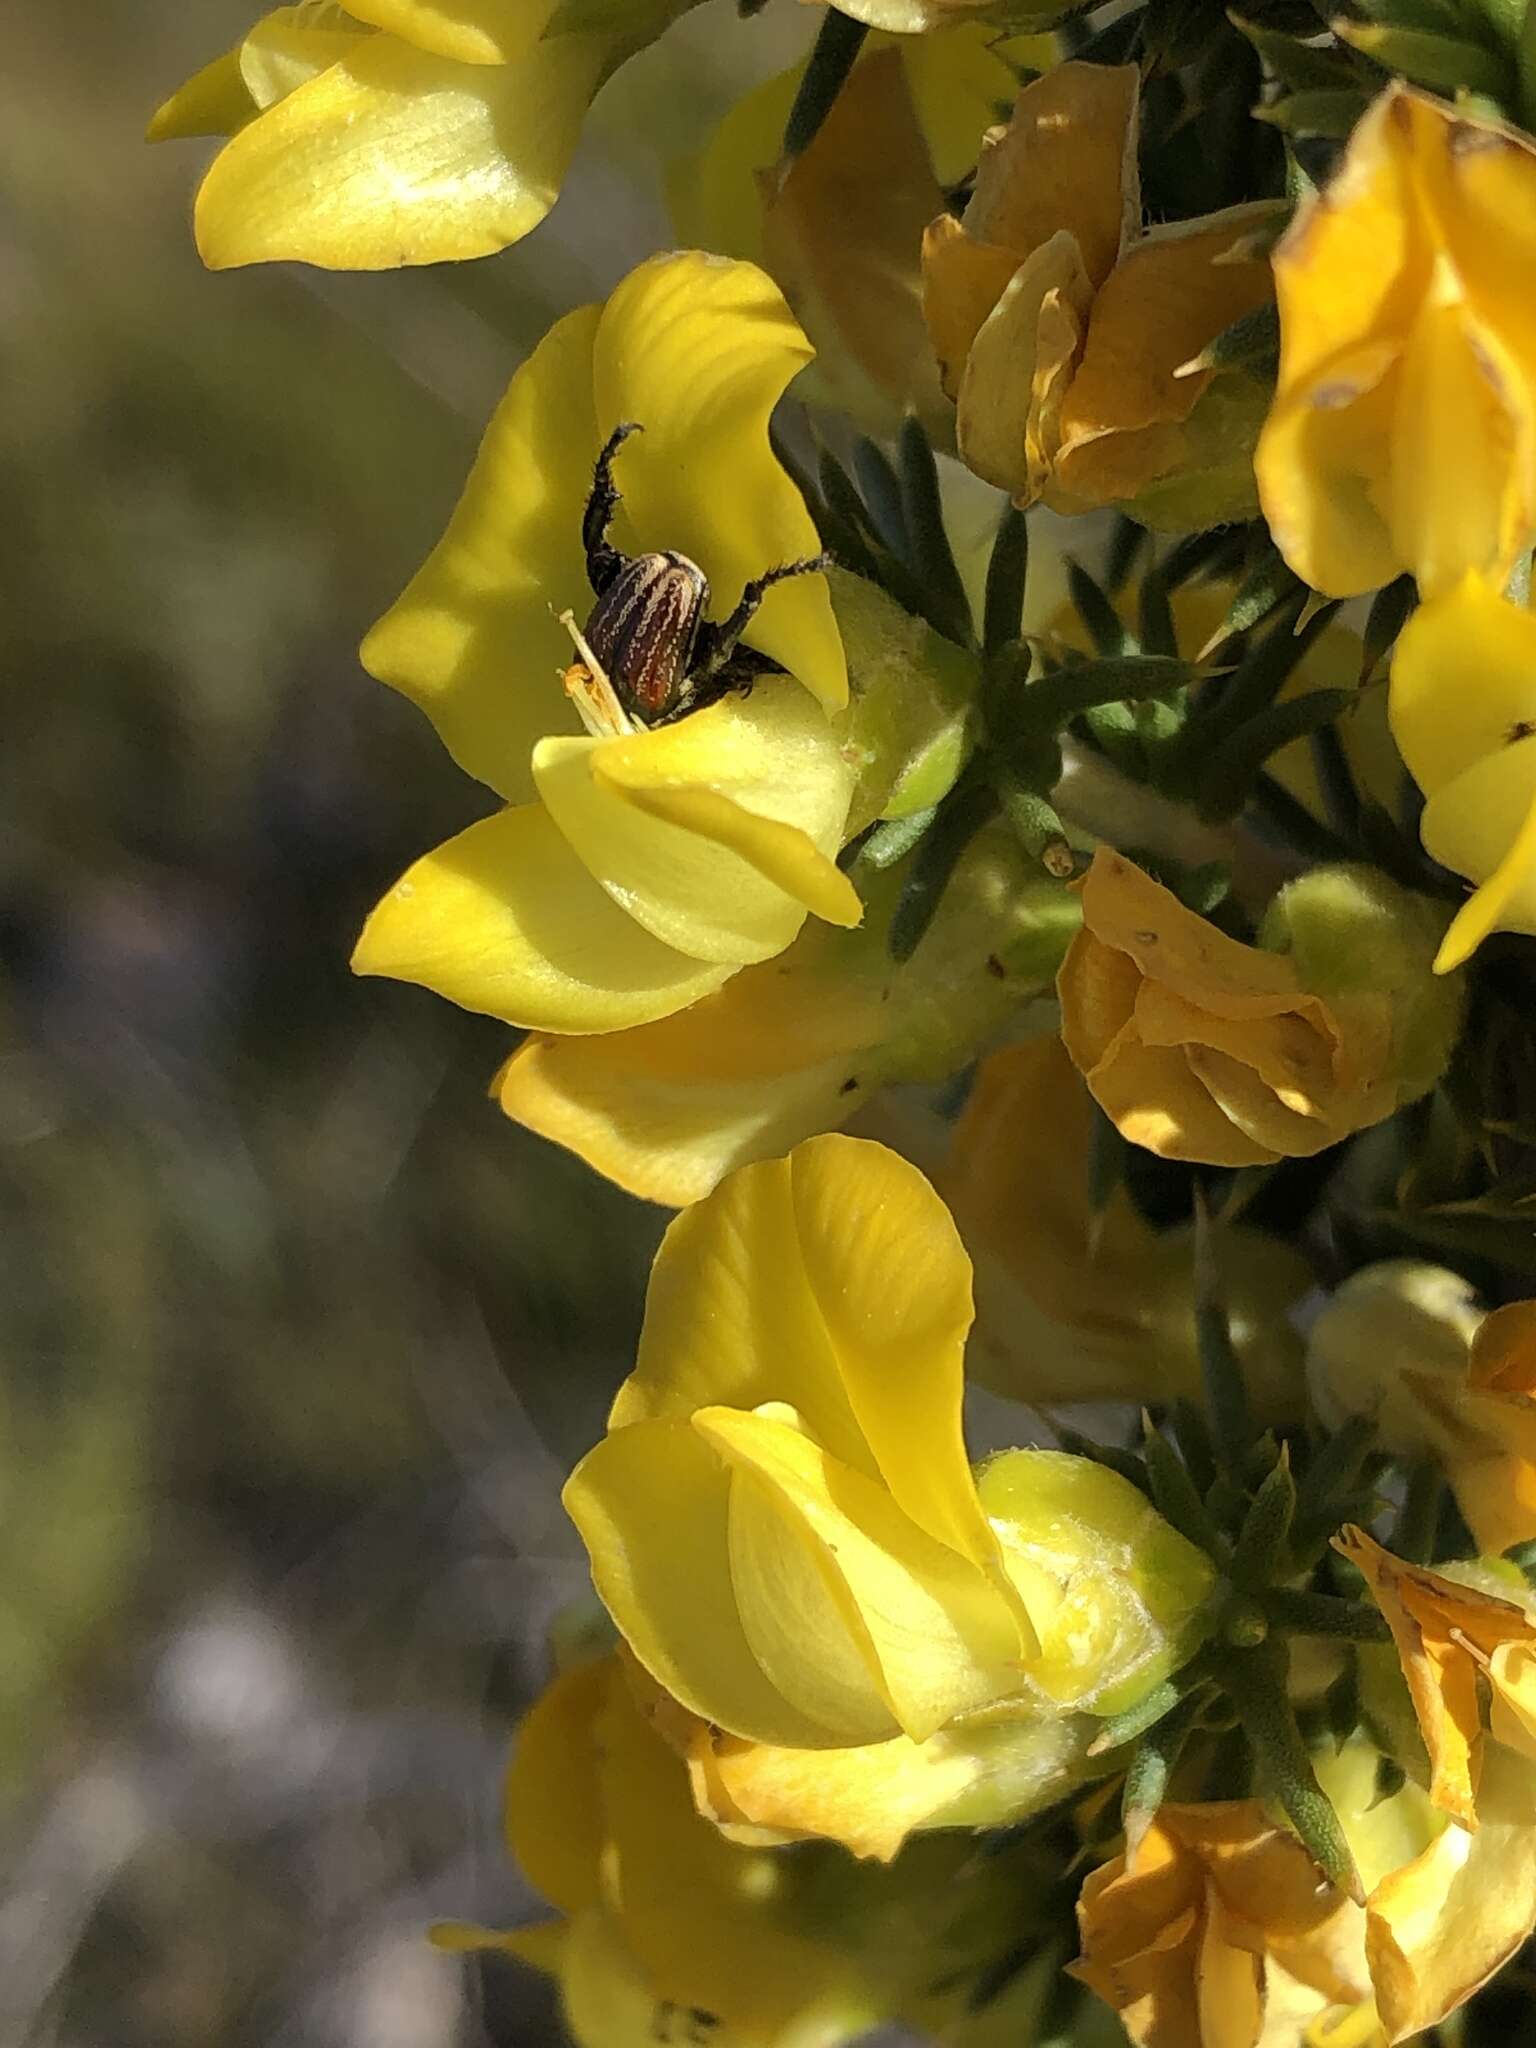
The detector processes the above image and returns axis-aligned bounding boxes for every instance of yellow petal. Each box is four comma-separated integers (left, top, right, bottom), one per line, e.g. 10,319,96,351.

557,1907,688,2048
1389,300,1529,601
340,0,557,64
494,969,879,1207
588,1665,870,2035
147,45,257,141
956,230,1093,499
351,803,729,1032
504,1659,609,1915
1255,345,1404,599
589,253,846,710
361,303,598,803
495,824,1074,1205
562,1417,838,1749
1267,88,1429,395
694,1403,1021,1743
1388,575,1536,799
532,688,857,968
903,27,1057,191
195,30,607,269
1367,1748,1536,2040
1425,758,1536,969
760,47,948,435
239,7,369,108
693,1708,1102,1862
612,1137,1027,1634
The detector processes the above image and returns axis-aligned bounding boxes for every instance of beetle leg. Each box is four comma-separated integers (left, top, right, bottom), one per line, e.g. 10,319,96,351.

692,553,833,680
583,421,643,598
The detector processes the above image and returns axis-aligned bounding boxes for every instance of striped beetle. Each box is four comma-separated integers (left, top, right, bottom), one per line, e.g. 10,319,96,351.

581,422,830,726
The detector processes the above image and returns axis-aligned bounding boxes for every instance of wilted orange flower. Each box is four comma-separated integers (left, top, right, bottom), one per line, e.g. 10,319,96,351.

1335,1526,1536,1827
922,63,1280,526
1257,85,1536,599
1056,851,1412,1167
1072,1800,1369,2048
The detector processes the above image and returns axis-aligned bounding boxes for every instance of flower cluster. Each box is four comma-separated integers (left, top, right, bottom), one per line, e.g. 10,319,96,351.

157,0,1536,2039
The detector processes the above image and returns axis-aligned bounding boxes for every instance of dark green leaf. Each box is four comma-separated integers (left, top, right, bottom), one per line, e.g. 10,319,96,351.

1193,1189,1257,1474
888,777,997,963
1224,1638,1361,1898
897,414,976,648
1198,688,1356,822
1067,558,1134,657
1230,1449,1297,1590
857,805,937,871
1177,300,1280,379
1256,89,1373,139
983,506,1030,657
1265,1588,1391,1641
1360,574,1416,682
783,8,868,160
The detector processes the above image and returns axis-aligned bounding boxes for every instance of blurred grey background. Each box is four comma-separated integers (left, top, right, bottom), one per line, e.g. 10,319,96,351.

0,6,817,2039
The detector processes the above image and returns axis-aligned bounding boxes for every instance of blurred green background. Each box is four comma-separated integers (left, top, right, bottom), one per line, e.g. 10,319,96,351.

0,7,814,2039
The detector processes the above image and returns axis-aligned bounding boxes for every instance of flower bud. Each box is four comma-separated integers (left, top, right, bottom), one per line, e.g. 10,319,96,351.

1059,850,1460,1167
1305,1259,1482,1450
921,62,1280,526
977,1449,1216,1717
1311,1272,1536,1557
1258,863,1465,1106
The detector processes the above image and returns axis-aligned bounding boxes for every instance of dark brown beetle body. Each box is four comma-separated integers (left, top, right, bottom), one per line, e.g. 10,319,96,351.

583,549,709,723
579,420,831,726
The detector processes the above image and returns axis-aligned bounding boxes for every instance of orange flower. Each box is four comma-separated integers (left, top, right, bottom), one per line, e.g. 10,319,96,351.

922,63,1280,526
1072,1801,1369,2048
1056,851,1426,1167
1335,1526,1536,1827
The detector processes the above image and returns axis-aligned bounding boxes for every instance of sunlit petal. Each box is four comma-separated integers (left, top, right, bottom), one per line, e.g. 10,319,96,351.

561,1418,839,1749
351,804,729,1032
590,253,845,709
196,31,607,269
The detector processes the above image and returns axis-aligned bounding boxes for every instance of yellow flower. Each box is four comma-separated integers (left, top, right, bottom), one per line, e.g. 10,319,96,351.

632,1648,1108,1863
148,0,696,270
436,1650,1067,2046
561,1134,1216,1846
672,26,1049,438
940,1036,1314,1416
1306,1266,1536,1555
1256,85,1536,600
921,63,1280,526
826,0,1042,24
1072,1800,1372,2048
1360,1745,1536,2041
1316,1718,1536,2042
1389,574,1536,971
495,817,1081,1206
350,252,861,1037
1335,1527,1536,1829
1057,850,1461,1167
